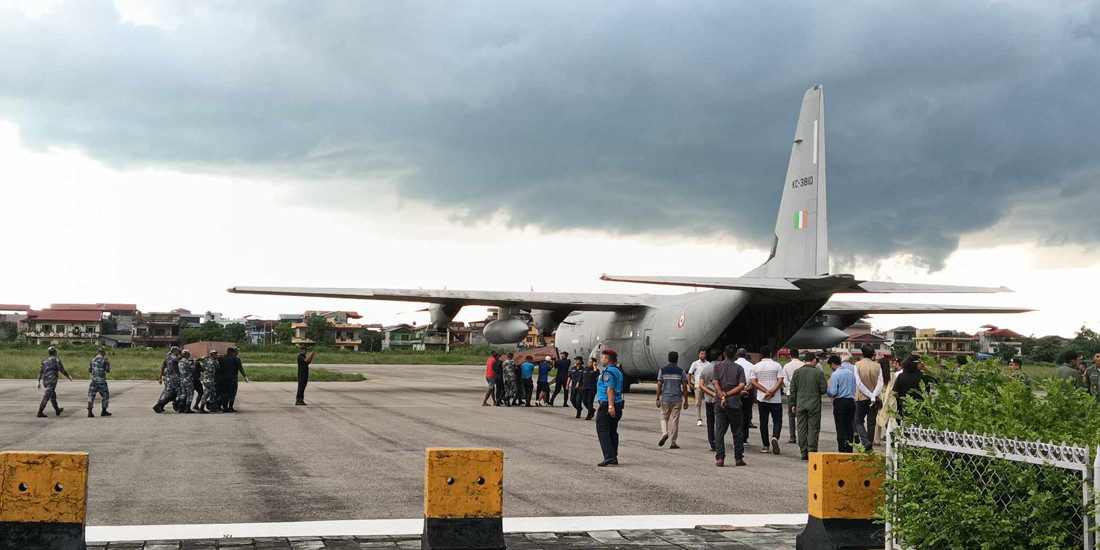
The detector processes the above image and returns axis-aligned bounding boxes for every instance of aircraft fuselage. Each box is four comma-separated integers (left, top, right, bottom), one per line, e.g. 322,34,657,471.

554,289,751,381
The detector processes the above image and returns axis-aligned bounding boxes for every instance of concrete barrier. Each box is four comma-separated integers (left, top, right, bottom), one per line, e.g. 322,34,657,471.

422,448,505,550
0,451,89,549
796,452,884,550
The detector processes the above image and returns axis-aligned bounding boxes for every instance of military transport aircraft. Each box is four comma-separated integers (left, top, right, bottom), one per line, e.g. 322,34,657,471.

230,85,1030,388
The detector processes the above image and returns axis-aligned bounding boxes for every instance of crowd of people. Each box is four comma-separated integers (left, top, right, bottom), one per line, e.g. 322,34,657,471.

479,342,1100,468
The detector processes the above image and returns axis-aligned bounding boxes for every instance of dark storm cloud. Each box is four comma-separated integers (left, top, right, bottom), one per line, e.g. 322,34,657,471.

1,0,1097,269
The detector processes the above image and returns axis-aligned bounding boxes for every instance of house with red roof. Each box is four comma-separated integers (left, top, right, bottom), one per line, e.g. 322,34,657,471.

976,325,1024,356
23,309,105,346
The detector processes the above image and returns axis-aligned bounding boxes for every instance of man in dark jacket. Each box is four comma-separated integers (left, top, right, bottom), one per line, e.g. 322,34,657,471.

550,352,571,407
218,347,248,412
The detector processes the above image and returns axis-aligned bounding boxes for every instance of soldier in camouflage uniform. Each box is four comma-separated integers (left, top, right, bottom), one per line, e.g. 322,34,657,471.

87,347,112,417
175,350,196,414
153,346,182,414
198,349,220,413
37,347,73,417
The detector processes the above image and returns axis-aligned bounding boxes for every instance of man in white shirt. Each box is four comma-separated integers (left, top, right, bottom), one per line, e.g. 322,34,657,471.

782,348,804,444
697,349,720,451
751,346,786,454
687,349,708,427
735,349,756,432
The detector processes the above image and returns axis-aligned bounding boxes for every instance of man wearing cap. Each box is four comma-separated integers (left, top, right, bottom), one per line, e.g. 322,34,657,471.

296,345,314,406
154,346,182,413
176,350,196,414
37,347,73,418
595,349,625,466
199,350,221,412
580,357,599,419
536,355,553,406
87,347,112,418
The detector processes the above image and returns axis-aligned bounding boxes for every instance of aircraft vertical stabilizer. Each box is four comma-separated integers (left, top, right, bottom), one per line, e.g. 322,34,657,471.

746,85,828,278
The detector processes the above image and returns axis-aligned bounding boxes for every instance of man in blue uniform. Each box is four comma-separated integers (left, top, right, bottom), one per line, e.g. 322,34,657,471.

569,357,585,418
595,349,625,467
581,357,599,420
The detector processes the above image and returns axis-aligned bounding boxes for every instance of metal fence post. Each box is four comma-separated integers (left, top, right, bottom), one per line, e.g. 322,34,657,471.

885,421,895,550
1091,445,1099,550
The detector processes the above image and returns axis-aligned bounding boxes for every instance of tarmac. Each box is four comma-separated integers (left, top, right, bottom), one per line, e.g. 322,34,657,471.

84,525,806,549
0,363,847,527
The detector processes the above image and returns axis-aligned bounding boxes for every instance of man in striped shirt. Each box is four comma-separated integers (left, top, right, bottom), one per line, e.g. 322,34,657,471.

656,351,689,449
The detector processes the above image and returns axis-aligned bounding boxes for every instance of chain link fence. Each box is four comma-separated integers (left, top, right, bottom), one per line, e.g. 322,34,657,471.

886,426,1097,549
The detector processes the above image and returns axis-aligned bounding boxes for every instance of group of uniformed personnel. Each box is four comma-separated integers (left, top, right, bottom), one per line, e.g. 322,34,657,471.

30,345,251,417
153,345,248,414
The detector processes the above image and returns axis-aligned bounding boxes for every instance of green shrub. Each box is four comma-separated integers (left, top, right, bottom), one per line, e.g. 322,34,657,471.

883,360,1100,549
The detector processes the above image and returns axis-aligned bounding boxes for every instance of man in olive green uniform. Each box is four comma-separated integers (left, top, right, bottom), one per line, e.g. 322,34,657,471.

1053,351,1085,389
1087,350,1100,403
789,352,828,461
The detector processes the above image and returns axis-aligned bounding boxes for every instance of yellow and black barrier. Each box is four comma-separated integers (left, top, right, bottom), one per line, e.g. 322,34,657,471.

423,448,505,550
0,451,89,550
796,452,884,550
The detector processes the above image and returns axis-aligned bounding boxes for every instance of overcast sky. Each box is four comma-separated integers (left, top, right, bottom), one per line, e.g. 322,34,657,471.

2,0,1098,337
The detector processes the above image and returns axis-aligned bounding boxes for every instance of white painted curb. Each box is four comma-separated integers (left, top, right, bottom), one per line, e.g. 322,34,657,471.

86,514,808,542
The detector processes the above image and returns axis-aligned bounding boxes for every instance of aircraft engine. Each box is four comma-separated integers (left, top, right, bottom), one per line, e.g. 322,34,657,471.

428,303,462,331
783,325,851,350
483,318,530,344
529,309,569,336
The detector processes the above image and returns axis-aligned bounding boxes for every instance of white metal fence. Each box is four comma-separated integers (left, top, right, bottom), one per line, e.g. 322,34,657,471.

886,426,1099,549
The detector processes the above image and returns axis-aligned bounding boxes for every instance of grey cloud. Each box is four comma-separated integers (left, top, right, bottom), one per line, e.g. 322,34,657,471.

1,0,1098,270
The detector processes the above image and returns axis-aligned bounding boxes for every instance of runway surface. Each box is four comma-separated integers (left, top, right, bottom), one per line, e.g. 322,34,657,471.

0,364,846,526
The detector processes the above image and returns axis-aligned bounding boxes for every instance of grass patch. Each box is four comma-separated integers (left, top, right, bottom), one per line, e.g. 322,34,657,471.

0,348,363,381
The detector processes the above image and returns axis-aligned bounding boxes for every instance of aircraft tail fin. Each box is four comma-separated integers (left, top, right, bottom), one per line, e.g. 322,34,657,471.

746,85,828,278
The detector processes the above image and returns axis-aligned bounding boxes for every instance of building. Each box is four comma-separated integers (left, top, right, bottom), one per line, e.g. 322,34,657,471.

521,324,554,349
132,312,182,348
382,324,419,351
51,303,138,335
243,316,280,345
886,326,917,347
1039,334,1071,346
173,309,202,329
292,311,365,351
22,309,104,346
0,305,30,342
975,325,1024,356
914,328,972,361
838,332,890,356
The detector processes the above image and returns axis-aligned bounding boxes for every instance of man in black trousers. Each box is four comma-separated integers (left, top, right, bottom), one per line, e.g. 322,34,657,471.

550,352,571,407
296,345,314,406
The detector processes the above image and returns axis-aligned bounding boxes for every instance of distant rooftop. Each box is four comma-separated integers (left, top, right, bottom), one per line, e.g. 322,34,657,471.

51,303,137,311
26,309,104,322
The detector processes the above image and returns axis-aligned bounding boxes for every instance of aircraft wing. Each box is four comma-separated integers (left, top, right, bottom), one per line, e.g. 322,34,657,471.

227,286,650,311
600,274,1011,294
846,281,1012,293
599,274,799,290
820,301,1034,315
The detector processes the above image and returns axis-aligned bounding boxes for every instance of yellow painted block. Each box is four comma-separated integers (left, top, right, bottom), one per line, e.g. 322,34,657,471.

807,452,883,519
424,448,503,519
0,451,88,524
